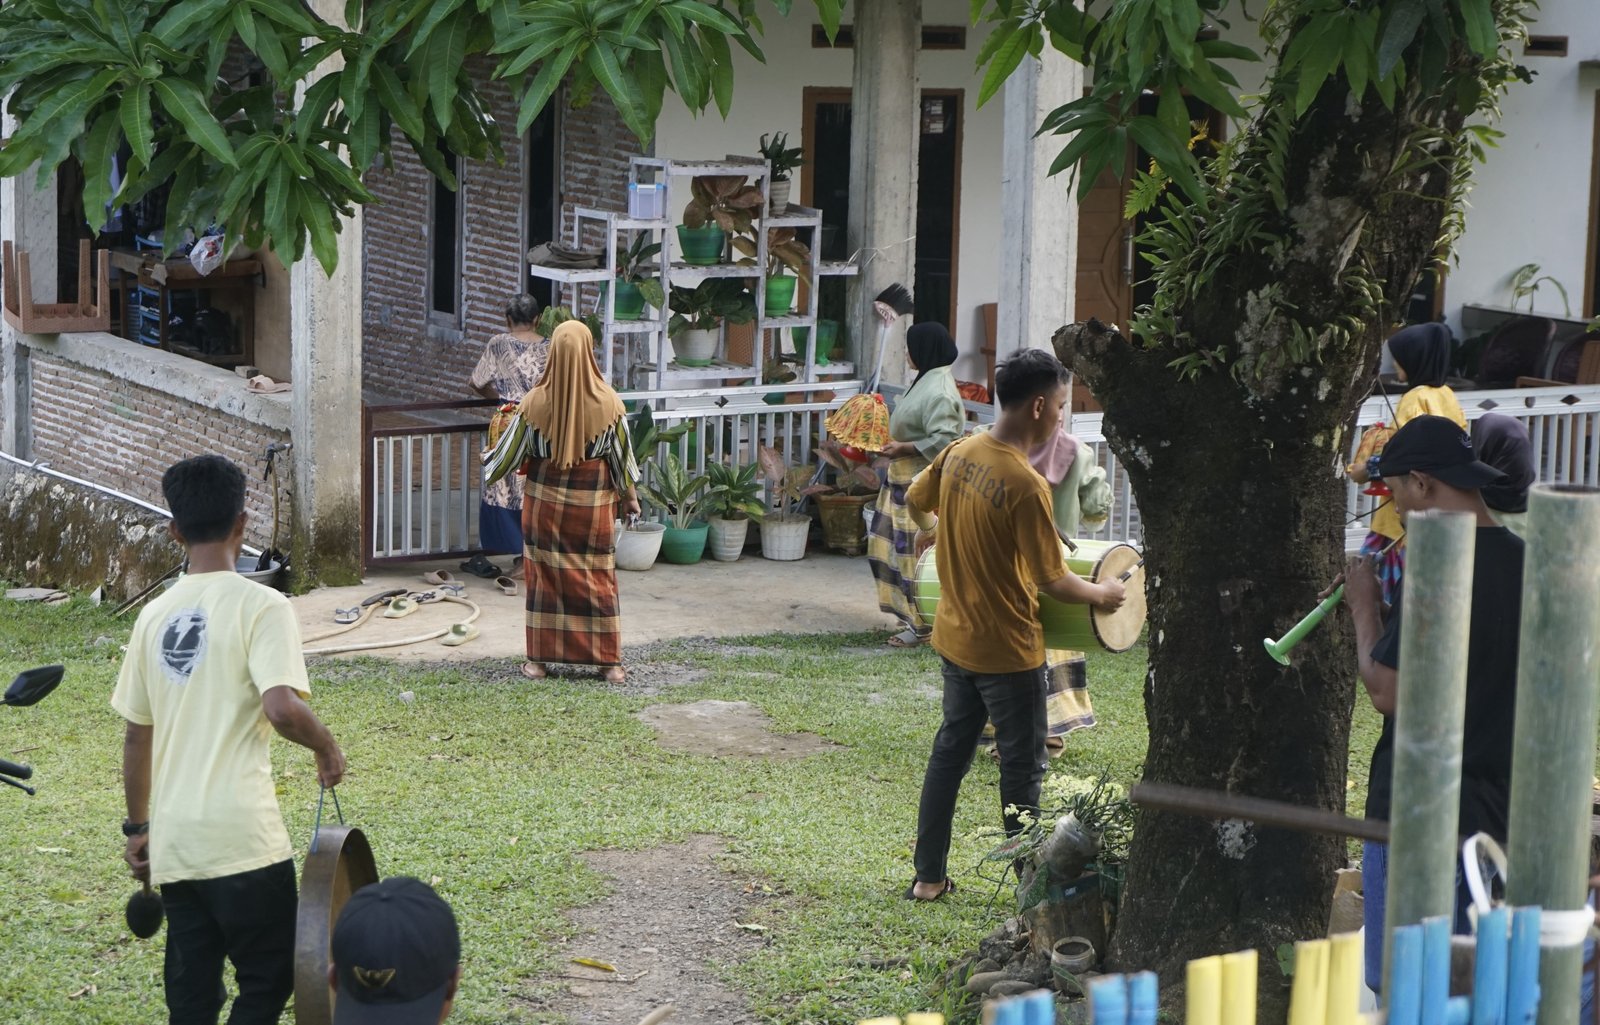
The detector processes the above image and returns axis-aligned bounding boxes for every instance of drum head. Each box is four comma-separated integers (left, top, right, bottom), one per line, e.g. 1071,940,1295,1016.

1091,544,1148,653
294,825,379,1025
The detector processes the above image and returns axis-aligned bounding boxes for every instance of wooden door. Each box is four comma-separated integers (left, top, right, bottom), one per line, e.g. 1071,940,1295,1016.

1070,167,1130,412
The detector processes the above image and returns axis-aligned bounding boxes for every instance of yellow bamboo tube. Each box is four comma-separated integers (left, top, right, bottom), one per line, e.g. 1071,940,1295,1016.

1221,949,1259,1025
1326,932,1362,1025
1289,940,1331,1025
1188,955,1223,1025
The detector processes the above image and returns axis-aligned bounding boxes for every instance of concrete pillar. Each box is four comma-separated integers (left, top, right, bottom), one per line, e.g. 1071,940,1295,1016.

288,0,363,588
845,0,920,389
0,103,57,459
997,50,1083,376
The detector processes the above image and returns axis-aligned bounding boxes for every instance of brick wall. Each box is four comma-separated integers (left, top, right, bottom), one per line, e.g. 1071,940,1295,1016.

361,71,646,402
28,354,291,549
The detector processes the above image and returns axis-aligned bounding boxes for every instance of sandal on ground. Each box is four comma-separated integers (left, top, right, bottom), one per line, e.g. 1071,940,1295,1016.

519,662,548,680
460,554,503,579
411,590,442,604
360,587,408,607
886,628,928,648
601,666,626,684
437,582,465,597
903,878,956,902
333,606,361,625
384,597,419,618
440,623,479,647
495,576,518,596
422,570,457,585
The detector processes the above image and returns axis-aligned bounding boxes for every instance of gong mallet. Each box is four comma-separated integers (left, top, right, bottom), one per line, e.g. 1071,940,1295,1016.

1263,534,1402,665
125,880,164,938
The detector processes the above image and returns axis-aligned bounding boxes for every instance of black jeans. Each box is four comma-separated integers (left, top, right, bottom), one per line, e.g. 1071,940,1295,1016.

914,657,1048,884
161,859,297,1025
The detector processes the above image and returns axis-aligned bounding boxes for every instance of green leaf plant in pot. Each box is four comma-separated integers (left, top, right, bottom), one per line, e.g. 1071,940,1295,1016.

535,305,602,340
734,228,812,316
644,452,711,564
616,407,692,571
703,461,767,562
757,131,805,214
680,175,763,266
756,444,813,561
604,233,665,322
804,438,884,557
667,279,756,368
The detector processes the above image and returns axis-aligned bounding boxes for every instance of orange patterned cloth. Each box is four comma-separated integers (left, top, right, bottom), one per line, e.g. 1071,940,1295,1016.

957,381,990,404
826,392,892,452
1351,422,1394,496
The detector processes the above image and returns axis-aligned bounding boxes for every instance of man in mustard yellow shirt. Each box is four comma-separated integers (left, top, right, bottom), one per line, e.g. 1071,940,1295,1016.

113,455,345,1024
904,349,1124,900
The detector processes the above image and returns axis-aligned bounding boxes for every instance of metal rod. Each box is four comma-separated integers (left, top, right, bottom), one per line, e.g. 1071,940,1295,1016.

1128,782,1390,843
1505,485,1600,1025
1383,508,1476,1000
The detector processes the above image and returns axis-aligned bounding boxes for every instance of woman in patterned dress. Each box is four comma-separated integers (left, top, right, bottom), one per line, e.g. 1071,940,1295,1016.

469,295,549,564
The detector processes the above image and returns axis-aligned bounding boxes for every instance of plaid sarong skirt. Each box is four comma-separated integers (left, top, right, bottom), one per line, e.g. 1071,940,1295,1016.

522,457,621,667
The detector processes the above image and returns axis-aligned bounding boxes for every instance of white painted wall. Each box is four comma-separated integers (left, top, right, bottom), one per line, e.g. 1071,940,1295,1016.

1451,0,1598,326
653,0,1005,383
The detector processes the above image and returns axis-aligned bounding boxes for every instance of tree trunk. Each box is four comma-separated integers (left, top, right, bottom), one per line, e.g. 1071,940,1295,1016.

1052,36,1479,1015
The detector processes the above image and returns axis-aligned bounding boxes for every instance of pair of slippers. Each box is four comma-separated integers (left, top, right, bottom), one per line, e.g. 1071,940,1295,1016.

459,555,502,579
902,878,956,902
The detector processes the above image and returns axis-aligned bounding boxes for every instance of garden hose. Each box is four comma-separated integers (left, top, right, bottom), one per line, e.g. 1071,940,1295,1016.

302,595,482,657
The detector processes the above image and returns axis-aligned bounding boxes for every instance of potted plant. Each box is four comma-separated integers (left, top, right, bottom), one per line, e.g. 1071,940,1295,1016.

756,444,813,561
757,131,805,214
805,440,883,556
680,175,763,266
703,461,767,561
734,227,812,315
535,304,602,338
667,279,757,367
644,452,711,564
604,233,665,321
615,407,691,571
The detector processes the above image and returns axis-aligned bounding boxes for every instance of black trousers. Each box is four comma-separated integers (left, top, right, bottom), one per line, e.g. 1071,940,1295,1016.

160,859,297,1025
914,657,1048,884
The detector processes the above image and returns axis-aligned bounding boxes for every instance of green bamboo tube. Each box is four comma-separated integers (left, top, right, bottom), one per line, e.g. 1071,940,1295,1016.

1504,485,1600,1025
1382,510,1477,999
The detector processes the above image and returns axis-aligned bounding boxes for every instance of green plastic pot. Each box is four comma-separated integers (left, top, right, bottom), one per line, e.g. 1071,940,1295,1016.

676,224,726,266
765,275,798,315
660,521,709,564
603,280,646,321
792,320,838,365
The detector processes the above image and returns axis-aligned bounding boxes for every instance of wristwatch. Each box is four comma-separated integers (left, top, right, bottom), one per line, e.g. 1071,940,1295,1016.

121,819,148,837
1365,454,1383,481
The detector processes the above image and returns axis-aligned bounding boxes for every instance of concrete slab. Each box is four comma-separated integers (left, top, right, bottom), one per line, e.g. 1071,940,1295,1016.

290,550,899,661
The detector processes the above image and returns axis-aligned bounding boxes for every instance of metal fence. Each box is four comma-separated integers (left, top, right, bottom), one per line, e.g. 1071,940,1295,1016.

363,383,1600,563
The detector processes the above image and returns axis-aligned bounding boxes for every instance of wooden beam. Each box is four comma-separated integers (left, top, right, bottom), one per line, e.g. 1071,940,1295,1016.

1129,782,1391,843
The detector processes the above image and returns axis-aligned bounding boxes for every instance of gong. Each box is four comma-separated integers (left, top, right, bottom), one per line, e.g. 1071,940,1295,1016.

294,824,379,1025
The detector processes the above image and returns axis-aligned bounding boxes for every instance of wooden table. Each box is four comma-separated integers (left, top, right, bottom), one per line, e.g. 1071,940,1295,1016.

109,249,264,367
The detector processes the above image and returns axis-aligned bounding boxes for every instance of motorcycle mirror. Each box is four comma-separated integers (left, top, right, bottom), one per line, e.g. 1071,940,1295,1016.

4,665,64,707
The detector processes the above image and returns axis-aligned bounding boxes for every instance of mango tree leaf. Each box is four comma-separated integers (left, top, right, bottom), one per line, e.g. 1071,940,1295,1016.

78,110,122,232
153,77,237,165
977,21,1029,107
703,28,734,118
1376,0,1427,80
152,0,233,47
1457,0,1496,58
515,45,579,135
371,60,425,142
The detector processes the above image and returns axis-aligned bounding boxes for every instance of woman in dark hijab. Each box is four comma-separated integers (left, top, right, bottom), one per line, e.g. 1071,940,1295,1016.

1472,413,1534,536
870,322,966,647
1386,322,1453,388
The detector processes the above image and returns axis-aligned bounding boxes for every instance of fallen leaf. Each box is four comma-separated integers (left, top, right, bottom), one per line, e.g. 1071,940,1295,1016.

734,922,768,933
571,957,616,972
68,984,96,999
34,847,70,855
506,836,519,846
429,875,442,887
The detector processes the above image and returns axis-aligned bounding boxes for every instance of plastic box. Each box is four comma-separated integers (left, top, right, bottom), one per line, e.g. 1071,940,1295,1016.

628,183,664,220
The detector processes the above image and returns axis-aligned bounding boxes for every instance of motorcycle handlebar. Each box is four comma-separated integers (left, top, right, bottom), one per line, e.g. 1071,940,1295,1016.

0,757,32,781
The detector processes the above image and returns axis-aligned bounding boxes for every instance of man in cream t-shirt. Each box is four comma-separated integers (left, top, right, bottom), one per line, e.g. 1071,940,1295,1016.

114,455,345,1024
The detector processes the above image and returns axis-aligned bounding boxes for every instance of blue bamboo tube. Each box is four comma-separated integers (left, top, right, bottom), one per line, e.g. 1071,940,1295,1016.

1390,923,1424,1025
1505,906,1541,1025
1329,932,1364,1025
1421,915,1453,1025
1189,956,1223,1025
1090,976,1129,1025
1504,485,1600,1025
1222,950,1259,1025
1289,939,1330,1025
1129,972,1159,1025
1021,991,1056,1025
1383,511,1477,997
1471,906,1509,1025
1445,996,1472,1025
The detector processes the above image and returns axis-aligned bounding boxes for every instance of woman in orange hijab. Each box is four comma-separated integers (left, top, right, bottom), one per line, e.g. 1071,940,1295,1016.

484,321,641,683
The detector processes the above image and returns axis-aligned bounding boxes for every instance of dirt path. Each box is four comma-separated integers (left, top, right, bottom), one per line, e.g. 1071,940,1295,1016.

530,835,768,1025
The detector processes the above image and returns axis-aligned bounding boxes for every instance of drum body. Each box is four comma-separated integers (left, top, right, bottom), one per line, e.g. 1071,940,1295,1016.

913,540,1147,653
294,825,379,1025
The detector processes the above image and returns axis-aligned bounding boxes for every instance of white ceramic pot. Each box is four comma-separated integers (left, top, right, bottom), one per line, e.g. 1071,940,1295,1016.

615,521,666,571
671,327,719,367
708,517,751,562
768,178,792,214
760,513,811,561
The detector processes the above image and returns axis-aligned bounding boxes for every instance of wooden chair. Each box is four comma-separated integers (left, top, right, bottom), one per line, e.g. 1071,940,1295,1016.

1479,316,1556,388
1516,334,1600,389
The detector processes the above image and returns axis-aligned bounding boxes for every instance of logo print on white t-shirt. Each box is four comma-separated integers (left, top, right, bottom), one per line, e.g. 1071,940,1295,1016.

159,608,209,685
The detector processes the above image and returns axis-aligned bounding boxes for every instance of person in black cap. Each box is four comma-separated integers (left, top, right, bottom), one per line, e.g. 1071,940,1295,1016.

1332,414,1523,993
330,877,462,1024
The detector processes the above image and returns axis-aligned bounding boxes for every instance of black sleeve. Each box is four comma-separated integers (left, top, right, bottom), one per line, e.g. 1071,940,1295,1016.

1371,589,1401,669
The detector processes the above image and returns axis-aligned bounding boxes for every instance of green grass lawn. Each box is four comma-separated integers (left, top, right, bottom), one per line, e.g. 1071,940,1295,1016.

0,599,1381,1024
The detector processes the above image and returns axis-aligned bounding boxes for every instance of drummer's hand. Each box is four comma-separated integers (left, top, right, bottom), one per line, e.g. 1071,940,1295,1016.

315,742,346,789
1341,557,1382,614
913,529,936,557
124,833,150,883
1316,572,1345,601
881,440,916,459
1094,579,1127,611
